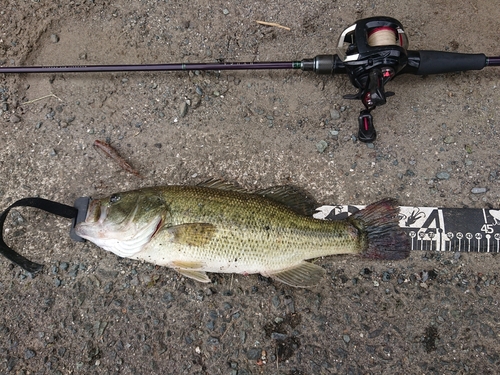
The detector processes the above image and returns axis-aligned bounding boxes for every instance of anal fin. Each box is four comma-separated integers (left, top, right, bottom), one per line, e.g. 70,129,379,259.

171,260,210,283
268,261,325,288
177,269,210,283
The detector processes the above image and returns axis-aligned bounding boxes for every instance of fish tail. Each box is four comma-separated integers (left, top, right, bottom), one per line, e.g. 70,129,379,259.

348,198,410,260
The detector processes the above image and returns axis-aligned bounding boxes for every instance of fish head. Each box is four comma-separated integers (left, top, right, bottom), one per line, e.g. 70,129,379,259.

75,190,166,257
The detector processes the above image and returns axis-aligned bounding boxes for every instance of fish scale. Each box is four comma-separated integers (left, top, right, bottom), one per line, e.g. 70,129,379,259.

75,181,410,287
150,185,358,261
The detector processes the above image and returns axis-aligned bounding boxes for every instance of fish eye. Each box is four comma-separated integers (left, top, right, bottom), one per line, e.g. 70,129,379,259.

109,194,121,204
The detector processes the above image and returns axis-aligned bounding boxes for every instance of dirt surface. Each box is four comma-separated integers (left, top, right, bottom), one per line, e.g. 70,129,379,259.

1,1,500,374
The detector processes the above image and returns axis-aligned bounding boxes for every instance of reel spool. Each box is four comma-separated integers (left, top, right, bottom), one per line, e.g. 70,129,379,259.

367,26,404,47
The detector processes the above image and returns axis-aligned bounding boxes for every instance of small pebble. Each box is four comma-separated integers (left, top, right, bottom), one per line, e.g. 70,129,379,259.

179,102,188,117
382,272,391,282
471,187,487,194
25,349,36,359
10,115,21,123
422,271,429,283
330,109,340,120
360,268,372,276
271,295,280,308
246,347,262,360
271,332,288,341
343,334,351,343
316,140,328,153
222,8,230,15
436,172,450,180
162,292,174,303
443,136,455,144
10,210,25,225
50,34,59,43
207,337,219,345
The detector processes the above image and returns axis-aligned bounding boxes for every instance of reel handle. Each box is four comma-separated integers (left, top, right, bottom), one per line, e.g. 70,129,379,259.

406,51,487,75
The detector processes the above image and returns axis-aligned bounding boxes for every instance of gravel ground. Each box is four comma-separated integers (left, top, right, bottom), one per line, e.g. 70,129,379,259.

1,1,500,374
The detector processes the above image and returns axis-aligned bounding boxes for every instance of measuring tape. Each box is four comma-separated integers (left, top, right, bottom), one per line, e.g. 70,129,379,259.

315,205,500,253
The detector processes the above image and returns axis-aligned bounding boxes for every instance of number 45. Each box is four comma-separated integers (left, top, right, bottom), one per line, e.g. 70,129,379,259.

481,224,494,234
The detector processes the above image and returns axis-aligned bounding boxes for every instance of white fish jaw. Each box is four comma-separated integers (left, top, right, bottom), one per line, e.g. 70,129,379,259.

75,215,163,258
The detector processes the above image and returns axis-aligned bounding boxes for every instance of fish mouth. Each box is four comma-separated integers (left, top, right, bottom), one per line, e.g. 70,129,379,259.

77,199,139,237
84,199,107,224
75,197,163,258
75,214,163,258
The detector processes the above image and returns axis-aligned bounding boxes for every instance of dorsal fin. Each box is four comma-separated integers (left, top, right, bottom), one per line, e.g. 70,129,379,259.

196,179,247,193
255,185,318,216
197,179,318,216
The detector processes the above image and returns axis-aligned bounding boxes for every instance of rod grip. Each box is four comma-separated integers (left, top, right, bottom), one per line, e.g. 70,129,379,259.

416,51,486,75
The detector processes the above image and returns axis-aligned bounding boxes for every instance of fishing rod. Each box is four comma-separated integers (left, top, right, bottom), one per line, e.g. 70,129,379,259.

2,16,500,142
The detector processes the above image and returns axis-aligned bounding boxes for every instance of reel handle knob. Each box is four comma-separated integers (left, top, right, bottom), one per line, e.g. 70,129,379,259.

358,110,376,143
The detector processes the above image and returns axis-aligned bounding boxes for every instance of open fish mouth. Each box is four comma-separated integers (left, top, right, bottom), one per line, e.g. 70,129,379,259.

83,198,106,224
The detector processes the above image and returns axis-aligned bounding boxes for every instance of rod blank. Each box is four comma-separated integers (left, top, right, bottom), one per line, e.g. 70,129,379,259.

0,61,301,74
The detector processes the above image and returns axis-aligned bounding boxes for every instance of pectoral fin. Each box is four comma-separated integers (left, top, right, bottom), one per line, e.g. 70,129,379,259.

268,261,325,287
167,223,216,246
171,260,211,283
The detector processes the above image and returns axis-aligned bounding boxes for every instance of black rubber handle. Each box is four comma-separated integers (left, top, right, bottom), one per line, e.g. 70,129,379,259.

416,51,486,75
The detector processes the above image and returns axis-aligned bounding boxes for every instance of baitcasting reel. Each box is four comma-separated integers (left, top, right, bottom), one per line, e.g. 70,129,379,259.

300,16,493,141
337,17,409,142
1,16,498,142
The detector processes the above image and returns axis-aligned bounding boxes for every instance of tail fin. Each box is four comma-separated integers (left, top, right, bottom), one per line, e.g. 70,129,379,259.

348,198,410,260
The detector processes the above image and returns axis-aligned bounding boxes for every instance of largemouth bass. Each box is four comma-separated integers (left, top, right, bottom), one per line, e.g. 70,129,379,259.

75,180,410,287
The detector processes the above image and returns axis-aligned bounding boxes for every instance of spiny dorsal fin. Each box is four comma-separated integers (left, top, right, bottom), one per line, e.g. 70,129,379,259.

198,179,318,216
196,179,248,193
267,261,325,288
255,185,318,216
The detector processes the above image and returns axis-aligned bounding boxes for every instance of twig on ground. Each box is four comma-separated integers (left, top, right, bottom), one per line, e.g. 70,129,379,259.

255,21,291,31
93,139,143,178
